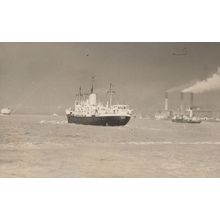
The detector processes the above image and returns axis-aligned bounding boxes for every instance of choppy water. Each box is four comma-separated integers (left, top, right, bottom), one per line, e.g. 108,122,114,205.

0,114,220,177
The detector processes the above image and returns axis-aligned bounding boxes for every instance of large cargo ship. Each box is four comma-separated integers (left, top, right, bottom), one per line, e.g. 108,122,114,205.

66,82,132,126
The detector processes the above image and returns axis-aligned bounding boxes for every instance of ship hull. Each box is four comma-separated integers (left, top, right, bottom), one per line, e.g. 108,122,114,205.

67,115,131,126
172,119,201,123
0,112,11,115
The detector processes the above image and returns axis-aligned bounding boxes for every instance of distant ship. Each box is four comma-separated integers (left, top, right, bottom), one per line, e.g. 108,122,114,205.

172,115,202,123
1,107,11,115
66,82,132,126
172,109,201,124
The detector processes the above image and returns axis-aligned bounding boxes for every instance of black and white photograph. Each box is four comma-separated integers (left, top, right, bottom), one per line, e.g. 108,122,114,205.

1,1,220,220
1,43,220,177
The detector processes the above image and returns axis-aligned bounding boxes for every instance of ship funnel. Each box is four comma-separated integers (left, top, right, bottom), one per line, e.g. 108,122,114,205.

180,92,184,115
164,92,168,111
91,76,95,94
89,93,96,105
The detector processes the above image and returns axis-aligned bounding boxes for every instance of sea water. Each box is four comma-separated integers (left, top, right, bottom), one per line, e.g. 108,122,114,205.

0,114,220,177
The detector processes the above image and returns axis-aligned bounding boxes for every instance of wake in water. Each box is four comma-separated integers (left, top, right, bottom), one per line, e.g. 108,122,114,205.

40,120,67,124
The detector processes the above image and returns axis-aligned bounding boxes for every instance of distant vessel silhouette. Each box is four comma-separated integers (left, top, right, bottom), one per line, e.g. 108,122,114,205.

1,107,11,115
172,109,201,124
172,115,201,123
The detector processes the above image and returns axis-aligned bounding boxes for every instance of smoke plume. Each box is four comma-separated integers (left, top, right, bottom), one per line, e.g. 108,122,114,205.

166,80,196,93
182,67,220,94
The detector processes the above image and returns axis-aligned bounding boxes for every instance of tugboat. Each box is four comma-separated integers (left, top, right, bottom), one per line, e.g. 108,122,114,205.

171,115,201,123
172,108,201,123
65,81,132,126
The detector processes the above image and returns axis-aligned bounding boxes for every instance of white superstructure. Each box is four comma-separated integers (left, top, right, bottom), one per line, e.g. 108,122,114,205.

66,84,132,118
1,107,11,115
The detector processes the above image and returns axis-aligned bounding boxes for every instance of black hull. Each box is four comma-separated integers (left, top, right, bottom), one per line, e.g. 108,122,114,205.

67,115,131,126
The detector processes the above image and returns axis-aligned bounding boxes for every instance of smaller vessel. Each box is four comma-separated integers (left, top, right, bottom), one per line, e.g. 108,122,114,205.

172,115,202,123
1,107,11,115
172,107,201,124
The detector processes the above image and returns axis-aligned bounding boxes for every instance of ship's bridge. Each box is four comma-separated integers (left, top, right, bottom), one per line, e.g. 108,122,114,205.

110,105,132,115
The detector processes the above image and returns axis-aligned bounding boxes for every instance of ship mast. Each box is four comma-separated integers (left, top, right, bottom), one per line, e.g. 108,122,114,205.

76,86,83,103
79,86,82,102
108,83,115,107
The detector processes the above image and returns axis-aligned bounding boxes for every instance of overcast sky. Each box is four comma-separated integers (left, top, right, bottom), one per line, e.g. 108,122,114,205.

0,43,220,115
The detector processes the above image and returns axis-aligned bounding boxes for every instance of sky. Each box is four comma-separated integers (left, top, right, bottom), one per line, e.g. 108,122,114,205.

0,43,220,115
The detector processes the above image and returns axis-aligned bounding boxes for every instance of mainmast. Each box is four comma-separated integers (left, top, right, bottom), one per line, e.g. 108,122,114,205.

107,83,115,107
